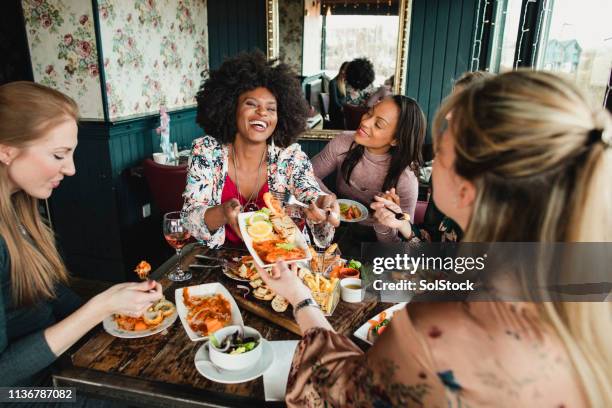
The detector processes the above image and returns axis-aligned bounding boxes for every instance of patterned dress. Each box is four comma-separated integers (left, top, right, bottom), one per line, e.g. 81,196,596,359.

286,303,586,407
181,135,334,248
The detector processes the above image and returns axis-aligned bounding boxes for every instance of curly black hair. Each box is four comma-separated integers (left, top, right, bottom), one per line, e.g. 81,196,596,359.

195,51,308,147
345,58,375,90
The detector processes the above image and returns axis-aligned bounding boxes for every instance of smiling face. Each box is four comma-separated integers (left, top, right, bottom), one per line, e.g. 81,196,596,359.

354,98,400,154
1,118,78,199
235,87,278,144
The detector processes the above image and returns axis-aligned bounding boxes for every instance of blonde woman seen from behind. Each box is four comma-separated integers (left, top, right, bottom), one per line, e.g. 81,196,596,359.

0,82,162,388
255,71,611,407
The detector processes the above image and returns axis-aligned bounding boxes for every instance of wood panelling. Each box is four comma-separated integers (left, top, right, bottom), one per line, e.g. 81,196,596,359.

406,0,477,146
207,0,267,69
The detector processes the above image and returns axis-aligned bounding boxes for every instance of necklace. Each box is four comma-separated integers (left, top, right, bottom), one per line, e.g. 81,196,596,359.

231,145,266,212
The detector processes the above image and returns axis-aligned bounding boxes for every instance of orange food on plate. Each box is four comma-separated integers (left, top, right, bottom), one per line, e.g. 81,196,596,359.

182,289,232,336
113,314,159,331
341,204,362,220
113,299,175,332
252,239,306,263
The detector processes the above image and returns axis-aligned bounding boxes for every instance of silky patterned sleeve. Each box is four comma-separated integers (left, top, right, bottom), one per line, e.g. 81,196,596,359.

285,308,447,407
181,139,226,247
284,145,335,247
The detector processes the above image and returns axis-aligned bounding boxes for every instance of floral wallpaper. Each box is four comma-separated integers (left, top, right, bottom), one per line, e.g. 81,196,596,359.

98,0,209,120
279,0,304,74
22,0,104,119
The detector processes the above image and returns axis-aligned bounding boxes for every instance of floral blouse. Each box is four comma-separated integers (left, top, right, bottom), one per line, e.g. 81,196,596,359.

286,303,585,407
181,135,334,248
345,83,375,107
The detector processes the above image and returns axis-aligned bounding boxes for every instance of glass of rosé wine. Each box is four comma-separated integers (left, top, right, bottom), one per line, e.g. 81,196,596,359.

163,211,192,281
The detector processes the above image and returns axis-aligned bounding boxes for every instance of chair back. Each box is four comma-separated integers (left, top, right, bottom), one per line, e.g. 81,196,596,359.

318,93,330,118
343,104,368,130
414,200,428,225
142,158,188,214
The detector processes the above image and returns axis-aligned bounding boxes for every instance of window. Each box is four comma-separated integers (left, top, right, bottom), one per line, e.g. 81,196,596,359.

324,15,399,85
535,0,612,105
487,0,612,105
488,0,523,72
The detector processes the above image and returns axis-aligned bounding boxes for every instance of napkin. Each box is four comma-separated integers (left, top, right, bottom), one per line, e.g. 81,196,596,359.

263,340,300,401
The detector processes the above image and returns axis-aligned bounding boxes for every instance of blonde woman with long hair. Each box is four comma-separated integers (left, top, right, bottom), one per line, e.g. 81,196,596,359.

0,82,162,388
255,71,611,407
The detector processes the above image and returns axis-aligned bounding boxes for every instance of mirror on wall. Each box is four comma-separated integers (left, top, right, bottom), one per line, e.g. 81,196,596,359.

268,0,411,132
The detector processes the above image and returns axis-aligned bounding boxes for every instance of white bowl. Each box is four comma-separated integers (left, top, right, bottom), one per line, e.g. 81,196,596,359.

208,325,262,371
153,152,168,164
341,278,364,303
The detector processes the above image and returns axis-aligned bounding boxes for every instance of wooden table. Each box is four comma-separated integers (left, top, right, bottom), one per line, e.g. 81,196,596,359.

53,245,389,407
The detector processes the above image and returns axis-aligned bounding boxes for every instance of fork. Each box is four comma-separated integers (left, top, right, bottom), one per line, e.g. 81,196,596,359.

273,191,309,208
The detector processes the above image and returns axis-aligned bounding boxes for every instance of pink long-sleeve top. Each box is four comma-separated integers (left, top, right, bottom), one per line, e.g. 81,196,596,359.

311,131,418,242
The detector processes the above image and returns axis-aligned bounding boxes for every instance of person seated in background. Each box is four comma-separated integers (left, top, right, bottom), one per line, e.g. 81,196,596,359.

328,61,349,129
0,82,162,391
344,58,377,107
311,96,426,248
182,52,339,249
257,70,612,407
372,70,493,242
366,74,394,107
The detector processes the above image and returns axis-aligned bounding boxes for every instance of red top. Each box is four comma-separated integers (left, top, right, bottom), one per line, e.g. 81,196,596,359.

220,174,269,245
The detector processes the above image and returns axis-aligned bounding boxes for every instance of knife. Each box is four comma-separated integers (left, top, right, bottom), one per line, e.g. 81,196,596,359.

189,264,222,269
195,254,227,262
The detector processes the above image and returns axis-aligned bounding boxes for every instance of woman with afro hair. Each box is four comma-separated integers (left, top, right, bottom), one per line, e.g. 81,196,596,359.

182,52,340,248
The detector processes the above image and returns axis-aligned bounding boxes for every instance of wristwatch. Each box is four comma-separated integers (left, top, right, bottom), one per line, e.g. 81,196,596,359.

293,297,319,318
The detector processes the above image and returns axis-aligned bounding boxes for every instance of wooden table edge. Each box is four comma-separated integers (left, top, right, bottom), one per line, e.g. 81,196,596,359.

53,366,286,408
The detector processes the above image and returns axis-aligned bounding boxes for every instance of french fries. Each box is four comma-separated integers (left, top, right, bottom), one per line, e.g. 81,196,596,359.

300,270,339,314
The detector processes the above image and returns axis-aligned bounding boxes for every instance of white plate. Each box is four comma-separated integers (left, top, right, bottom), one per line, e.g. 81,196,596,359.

353,302,407,345
337,199,369,223
103,308,178,339
194,339,274,384
175,283,244,342
237,211,312,268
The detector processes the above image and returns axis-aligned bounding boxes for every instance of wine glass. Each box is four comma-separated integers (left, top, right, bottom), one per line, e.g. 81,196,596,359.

163,211,192,282
285,205,306,232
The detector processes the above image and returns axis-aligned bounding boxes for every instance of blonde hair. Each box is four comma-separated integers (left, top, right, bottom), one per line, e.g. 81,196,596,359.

453,70,493,89
0,81,79,306
433,70,612,406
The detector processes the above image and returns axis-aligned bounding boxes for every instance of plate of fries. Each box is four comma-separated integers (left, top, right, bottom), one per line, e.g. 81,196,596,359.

298,268,340,316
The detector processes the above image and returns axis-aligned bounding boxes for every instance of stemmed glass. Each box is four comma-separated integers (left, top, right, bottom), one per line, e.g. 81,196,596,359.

163,211,192,282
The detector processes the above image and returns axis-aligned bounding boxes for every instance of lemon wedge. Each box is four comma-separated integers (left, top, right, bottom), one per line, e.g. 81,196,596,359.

247,221,273,241
248,213,269,225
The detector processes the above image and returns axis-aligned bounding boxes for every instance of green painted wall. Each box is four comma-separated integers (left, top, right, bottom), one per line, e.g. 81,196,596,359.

406,0,478,146
207,0,267,69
